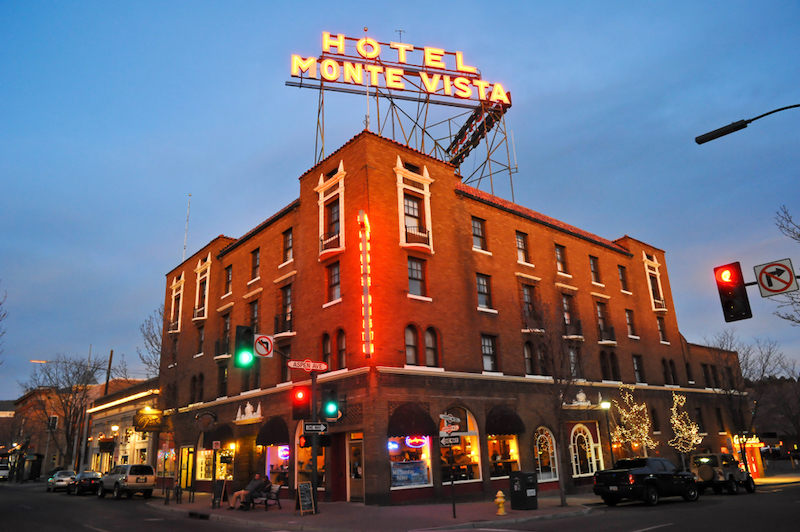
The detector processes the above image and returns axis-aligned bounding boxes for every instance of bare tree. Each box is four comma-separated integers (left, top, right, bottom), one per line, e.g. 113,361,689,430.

703,329,785,470
17,355,106,467
137,305,165,379
774,206,800,326
763,360,800,441
529,301,584,507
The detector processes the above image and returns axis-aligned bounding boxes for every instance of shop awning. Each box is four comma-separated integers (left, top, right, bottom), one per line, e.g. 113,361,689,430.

387,403,438,437
203,423,234,446
485,405,526,436
256,416,290,446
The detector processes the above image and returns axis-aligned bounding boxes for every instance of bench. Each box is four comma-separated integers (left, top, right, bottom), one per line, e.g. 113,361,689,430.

250,484,282,511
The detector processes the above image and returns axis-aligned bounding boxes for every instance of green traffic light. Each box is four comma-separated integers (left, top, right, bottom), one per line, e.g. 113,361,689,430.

237,350,254,367
324,402,337,416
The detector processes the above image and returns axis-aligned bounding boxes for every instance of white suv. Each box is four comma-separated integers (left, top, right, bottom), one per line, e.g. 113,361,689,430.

98,464,156,499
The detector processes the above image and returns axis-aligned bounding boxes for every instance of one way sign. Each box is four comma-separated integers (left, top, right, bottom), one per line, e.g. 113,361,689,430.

754,258,799,298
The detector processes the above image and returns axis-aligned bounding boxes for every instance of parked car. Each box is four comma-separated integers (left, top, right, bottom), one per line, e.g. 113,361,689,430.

593,457,699,506
690,453,755,494
46,470,76,492
0,463,10,481
97,464,156,499
67,471,102,495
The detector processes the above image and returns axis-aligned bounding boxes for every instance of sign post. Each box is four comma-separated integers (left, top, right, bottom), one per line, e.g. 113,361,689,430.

439,413,461,519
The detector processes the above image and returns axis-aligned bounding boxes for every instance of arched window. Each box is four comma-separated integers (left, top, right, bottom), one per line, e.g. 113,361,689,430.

322,334,331,370
534,427,558,482
405,326,418,365
439,407,481,482
524,342,534,375
669,360,679,385
610,352,621,381
662,359,672,385
600,351,611,380
337,330,346,369
424,328,438,367
570,424,603,477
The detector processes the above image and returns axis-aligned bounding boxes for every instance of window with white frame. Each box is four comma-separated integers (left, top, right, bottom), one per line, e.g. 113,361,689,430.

408,257,426,297
283,228,293,263
535,427,558,482
169,273,184,332
472,217,487,250
516,231,529,263
315,160,346,254
395,156,434,249
570,424,603,477
643,252,667,310
194,253,210,319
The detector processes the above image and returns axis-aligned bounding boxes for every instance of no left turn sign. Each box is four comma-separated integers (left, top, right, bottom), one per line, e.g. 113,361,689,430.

254,334,274,357
754,258,798,298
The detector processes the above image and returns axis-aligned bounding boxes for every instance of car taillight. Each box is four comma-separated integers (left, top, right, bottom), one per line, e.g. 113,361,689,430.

628,474,635,485
121,476,128,482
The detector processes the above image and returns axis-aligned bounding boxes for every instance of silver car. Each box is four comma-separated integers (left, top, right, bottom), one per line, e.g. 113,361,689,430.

46,470,76,492
97,464,156,499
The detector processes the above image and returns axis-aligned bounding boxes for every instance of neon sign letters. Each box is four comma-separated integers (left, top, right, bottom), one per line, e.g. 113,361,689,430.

291,32,510,105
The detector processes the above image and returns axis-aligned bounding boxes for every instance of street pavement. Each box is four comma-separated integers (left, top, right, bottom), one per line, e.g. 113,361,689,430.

145,469,800,532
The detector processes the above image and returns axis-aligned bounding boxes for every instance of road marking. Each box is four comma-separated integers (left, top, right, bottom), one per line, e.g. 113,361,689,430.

630,524,673,532
19,504,32,509
143,518,164,521
84,526,110,532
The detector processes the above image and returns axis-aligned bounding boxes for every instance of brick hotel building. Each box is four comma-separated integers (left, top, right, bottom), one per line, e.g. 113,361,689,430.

158,130,740,505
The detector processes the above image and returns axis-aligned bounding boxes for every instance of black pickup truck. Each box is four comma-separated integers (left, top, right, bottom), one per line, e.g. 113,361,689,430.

593,457,699,506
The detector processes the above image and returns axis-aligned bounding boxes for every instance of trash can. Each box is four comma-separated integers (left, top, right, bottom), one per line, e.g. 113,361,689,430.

509,471,538,510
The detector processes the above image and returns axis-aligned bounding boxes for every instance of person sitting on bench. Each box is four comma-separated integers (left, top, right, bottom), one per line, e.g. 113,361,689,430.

228,473,270,510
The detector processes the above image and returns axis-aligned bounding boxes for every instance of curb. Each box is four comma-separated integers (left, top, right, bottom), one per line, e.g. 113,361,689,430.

409,505,593,531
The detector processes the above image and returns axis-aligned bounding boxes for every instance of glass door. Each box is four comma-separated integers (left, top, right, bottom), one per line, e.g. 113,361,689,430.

348,441,364,501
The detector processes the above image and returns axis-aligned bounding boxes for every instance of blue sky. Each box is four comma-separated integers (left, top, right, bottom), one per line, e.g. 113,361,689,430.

1,1,798,397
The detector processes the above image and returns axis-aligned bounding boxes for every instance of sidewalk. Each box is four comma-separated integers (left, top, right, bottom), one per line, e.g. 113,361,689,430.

147,490,598,532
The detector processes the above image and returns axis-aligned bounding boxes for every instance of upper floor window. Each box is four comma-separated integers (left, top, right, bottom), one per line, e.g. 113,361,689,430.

657,316,668,342
337,330,347,369
249,300,259,334
643,252,666,310
561,293,573,325
516,232,529,263
251,248,260,280
217,365,227,398
169,272,184,332
633,354,646,383
405,326,418,365
555,245,568,273
283,228,293,263
197,326,204,354
625,309,637,337
281,344,291,382
316,160,346,254
618,265,629,292
322,334,331,369
472,217,487,250
569,346,581,378
328,262,341,301
408,257,426,297
395,156,434,250
477,274,492,308
524,342,534,375
521,284,539,329
702,364,712,387
424,329,438,367
224,265,232,294
694,408,706,434
326,201,340,239
589,256,601,284
481,335,497,372
279,284,292,333
662,358,673,385
194,253,211,319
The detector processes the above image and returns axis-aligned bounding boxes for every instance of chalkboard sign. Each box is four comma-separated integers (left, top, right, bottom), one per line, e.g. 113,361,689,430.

295,481,315,515
211,479,226,509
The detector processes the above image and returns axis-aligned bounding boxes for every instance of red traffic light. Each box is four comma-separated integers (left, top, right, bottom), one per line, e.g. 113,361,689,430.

292,386,311,420
294,389,306,401
716,267,734,284
713,262,752,322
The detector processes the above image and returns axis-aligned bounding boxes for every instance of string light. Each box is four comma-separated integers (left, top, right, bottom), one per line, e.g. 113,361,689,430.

612,384,658,452
668,391,703,454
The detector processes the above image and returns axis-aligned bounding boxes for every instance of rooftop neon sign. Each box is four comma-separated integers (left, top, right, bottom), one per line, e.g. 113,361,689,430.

291,32,510,105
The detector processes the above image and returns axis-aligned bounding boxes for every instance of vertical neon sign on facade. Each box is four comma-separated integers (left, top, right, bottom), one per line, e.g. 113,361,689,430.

358,210,373,358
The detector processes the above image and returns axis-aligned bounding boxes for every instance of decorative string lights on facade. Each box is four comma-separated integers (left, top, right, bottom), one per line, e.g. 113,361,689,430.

612,384,658,453
668,391,703,455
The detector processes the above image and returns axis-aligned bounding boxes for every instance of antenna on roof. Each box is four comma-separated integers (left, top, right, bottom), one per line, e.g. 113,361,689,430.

183,193,191,262
364,27,370,132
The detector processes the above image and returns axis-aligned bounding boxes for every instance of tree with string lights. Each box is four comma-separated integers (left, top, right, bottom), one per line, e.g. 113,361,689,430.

612,384,658,456
668,391,703,470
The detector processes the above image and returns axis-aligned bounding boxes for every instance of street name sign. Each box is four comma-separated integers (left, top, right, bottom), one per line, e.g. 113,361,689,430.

287,359,329,372
440,436,461,447
303,422,329,433
754,258,798,298
254,334,274,357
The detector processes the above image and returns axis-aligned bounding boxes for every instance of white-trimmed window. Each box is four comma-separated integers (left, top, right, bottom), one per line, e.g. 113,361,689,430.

589,256,601,284
535,427,558,482
516,231,529,263
169,273,184,332
395,156,434,250
439,407,482,483
316,160,346,255
477,274,492,309
555,244,568,273
643,252,667,311
472,217,487,250
482,335,497,372
194,253,211,319
283,228,293,263
408,257,426,297
327,262,341,301
570,424,604,477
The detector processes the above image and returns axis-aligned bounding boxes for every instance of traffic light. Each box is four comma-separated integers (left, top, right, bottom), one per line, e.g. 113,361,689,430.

233,325,255,368
714,262,752,322
292,386,311,420
321,387,339,421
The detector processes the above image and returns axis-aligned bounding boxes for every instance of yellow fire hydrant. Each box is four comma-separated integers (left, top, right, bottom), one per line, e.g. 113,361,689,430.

495,490,506,515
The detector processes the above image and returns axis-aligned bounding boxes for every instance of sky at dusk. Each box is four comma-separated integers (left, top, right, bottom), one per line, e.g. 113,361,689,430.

1,1,798,398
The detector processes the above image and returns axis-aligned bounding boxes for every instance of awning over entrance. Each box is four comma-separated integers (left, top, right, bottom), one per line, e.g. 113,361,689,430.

387,403,438,437
256,416,290,446
485,405,526,436
203,423,234,446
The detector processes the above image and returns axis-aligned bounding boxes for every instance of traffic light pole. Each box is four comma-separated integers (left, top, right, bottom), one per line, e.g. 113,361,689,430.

310,370,319,513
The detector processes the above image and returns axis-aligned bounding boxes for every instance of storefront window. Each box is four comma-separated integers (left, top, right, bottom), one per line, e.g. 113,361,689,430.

389,436,432,488
439,407,481,483
570,424,603,478
487,435,520,478
195,444,235,482
196,449,213,481
266,445,291,485
296,431,326,489
535,427,558,482
157,447,176,477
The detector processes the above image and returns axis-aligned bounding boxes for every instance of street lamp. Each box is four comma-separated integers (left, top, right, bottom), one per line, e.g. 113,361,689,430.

695,104,799,144
601,401,614,464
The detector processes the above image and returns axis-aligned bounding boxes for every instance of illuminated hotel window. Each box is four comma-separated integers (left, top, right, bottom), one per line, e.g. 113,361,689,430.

296,426,325,489
439,407,481,483
266,444,291,486
395,156,434,250
535,427,558,482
